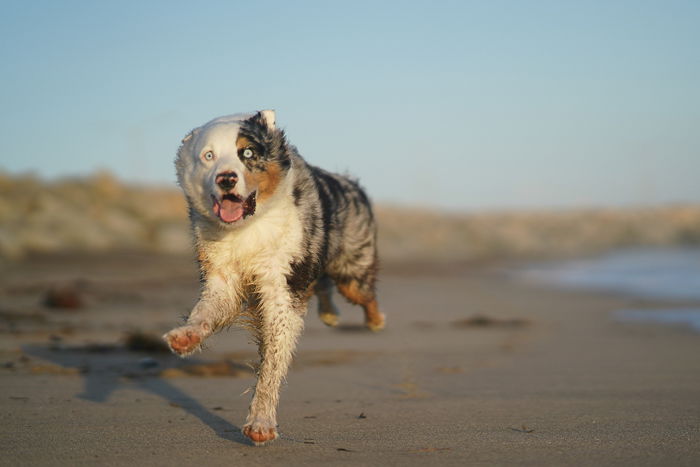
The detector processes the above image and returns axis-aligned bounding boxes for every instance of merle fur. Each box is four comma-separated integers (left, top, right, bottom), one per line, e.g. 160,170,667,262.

240,113,379,302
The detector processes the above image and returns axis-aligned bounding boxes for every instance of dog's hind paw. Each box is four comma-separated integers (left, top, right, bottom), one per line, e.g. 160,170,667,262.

163,326,204,356
366,312,386,332
319,311,340,327
243,421,278,446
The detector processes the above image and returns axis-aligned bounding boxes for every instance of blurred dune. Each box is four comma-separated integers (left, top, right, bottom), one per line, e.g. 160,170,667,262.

0,171,189,259
1,171,699,263
377,204,700,264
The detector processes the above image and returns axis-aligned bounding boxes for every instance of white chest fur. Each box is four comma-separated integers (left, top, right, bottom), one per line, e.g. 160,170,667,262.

198,191,304,287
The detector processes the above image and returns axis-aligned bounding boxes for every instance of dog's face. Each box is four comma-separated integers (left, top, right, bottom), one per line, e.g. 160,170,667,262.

175,110,291,227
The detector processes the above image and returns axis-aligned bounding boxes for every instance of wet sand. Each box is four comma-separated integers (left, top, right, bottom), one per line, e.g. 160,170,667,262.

1,253,699,466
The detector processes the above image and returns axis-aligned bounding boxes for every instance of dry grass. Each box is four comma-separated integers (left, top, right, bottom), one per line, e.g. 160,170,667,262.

0,171,189,258
377,204,700,264
1,171,699,263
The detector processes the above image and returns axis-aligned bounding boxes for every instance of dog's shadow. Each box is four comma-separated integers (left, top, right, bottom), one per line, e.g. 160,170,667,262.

335,323,372,333
23,344,250,445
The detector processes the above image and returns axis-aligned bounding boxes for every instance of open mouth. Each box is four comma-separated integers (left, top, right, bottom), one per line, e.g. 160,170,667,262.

211,192,256,224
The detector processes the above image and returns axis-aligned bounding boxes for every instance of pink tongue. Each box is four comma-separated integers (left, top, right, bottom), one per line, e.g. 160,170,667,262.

218,198,243,223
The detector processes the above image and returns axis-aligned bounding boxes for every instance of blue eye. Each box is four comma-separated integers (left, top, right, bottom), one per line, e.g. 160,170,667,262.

203,151,215,161
242,148,254,158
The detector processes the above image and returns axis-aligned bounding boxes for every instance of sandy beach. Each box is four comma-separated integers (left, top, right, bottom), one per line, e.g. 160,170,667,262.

1,252,698,466
3,0,699,463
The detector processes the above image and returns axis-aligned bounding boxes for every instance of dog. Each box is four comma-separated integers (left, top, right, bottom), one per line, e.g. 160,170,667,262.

163,110,384,445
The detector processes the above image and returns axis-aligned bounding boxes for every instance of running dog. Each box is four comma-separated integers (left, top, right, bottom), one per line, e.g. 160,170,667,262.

163,110,384,445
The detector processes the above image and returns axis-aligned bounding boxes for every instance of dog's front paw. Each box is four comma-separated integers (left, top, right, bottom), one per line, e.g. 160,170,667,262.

163,325,204,356
243,420,278,446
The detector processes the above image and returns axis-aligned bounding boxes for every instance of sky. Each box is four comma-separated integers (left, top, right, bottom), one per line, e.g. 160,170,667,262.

1,0,698,210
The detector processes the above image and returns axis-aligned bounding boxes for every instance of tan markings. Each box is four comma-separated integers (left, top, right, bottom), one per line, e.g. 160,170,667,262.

236,135,253,151
236,134,284,202
337,281,384,330
363,299,385,330
336,280,369,305
248,161,283,202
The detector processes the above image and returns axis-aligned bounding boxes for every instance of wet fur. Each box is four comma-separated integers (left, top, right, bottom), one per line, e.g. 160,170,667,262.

163,111,384,445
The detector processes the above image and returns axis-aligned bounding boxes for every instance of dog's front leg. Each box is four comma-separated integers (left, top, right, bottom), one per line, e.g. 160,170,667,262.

164,274,241,356
243,285,305,445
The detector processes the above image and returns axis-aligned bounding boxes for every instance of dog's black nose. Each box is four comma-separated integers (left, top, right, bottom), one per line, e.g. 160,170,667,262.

216,172,238,191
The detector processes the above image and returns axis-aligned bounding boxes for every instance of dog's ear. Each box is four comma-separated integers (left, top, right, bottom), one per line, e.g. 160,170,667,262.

180,127,200,145
176,127,200,165
181,131,194,144
259,109,276,129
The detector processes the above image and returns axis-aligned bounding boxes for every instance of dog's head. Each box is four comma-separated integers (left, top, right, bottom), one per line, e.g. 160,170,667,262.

175,110,291,227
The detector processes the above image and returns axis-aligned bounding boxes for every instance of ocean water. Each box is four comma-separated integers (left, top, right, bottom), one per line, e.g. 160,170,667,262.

520,247,700,332
613,309,700,332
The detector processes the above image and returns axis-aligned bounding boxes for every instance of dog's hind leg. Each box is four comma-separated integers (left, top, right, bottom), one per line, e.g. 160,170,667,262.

336,278,385,332
315,275,340,327
243,286,306,445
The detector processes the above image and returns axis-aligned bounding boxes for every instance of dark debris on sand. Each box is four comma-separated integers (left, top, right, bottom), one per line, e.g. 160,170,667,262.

452,314,530,328
43,284,85,310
